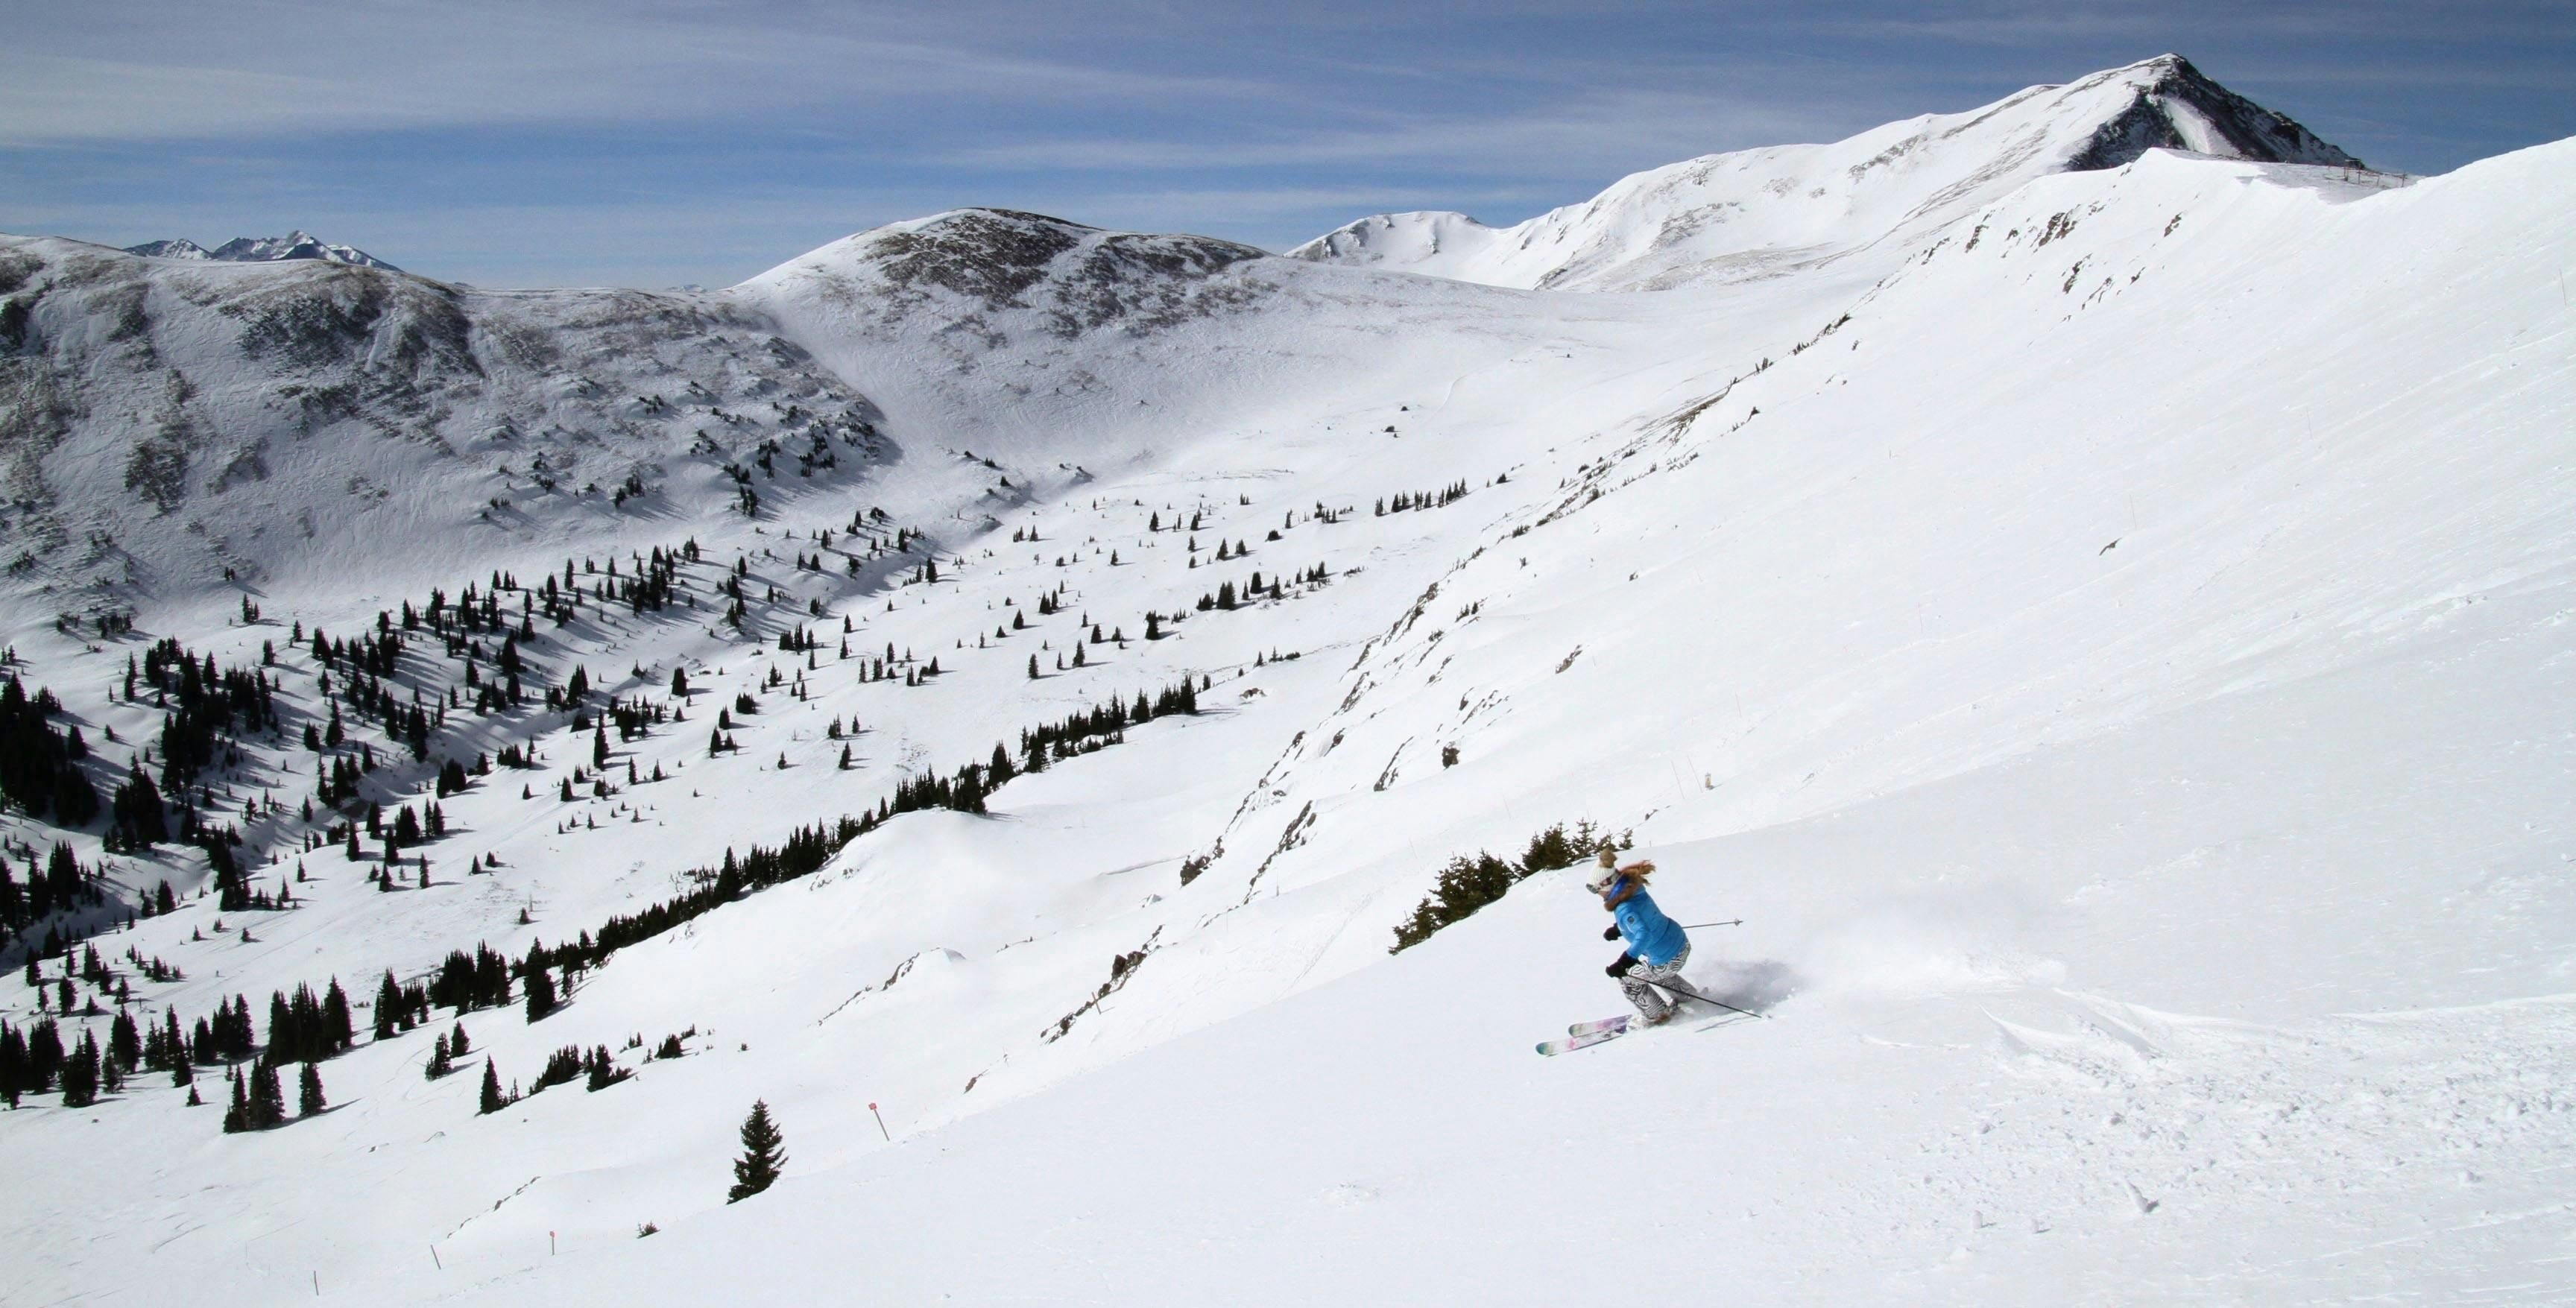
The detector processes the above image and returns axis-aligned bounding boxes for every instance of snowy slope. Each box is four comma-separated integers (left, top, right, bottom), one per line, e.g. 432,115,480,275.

0,59,2569,1308
1289,55,2361,291
493,138,2575,1307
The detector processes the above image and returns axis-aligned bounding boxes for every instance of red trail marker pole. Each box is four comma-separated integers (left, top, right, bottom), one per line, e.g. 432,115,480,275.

868,1102,890,1141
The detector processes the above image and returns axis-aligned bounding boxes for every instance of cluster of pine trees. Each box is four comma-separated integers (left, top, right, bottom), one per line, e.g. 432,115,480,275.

260,981,355,1064
404,573,527,637
1389,821,1627,953
303,626,402,681
0,842,103,938
1374,481,1470,514
514,1041,637,1095
220,1058,321,1131
0,964,348,1115
373,970,438,1040
104,772,167,851
192,995,260,1064
1193,564,1328,613
133,639,279,796
1014,677,1200,773
312,645,441,761
0,675,98,828
0,1017,72,1107
424,944,514,1014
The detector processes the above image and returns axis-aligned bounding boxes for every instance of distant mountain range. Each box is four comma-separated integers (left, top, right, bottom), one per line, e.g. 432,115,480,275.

123,229,399,271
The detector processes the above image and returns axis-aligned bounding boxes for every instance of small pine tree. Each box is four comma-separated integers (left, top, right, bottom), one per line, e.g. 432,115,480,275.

60,1029,100,1108
479,1057,504,1114
525,960,557,1021
298,1062,325,1116
373,971,402,1040
223,1067,248,1132
727,1099,786,1203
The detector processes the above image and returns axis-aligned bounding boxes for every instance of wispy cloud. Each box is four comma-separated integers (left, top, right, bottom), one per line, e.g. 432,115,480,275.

0,1,1297,146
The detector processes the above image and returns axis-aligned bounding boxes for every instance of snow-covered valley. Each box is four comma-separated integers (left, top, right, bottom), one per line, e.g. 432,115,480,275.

1,56,2570,1305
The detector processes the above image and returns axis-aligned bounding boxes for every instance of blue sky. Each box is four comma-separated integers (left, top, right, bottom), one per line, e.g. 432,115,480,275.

4,1,2568,288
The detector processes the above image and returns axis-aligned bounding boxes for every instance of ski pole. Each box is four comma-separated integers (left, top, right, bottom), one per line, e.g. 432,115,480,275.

1681,920,1743,929
1648,977,1767,1021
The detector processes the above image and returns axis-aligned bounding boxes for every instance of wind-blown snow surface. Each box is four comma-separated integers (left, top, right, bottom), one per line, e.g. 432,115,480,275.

1,82,2571,1308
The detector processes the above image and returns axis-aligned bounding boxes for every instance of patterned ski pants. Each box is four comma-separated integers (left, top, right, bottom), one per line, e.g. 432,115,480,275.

1620,941,1693,1021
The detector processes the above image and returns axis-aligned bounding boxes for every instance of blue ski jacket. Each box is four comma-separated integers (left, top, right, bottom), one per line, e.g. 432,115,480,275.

1611,888,1687,967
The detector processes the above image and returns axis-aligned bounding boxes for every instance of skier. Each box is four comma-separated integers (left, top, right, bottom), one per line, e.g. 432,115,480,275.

1589,847,1693,1026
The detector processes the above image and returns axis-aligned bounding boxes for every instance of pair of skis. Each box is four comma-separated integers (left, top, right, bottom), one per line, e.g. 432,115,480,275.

1535,988,1766,1055
1537,1014,1647,1056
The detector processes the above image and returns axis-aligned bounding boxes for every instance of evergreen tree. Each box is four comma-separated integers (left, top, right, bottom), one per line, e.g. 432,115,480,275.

323,979,353,1051
223,1067,247,1132
298,1062,325,1116
373,970,402,1040
727,1099,786,1203
524,952,557,1020
249,1060,286,1128
109,1009,141,1072
60,1029,99,1108
479,1057,504,1114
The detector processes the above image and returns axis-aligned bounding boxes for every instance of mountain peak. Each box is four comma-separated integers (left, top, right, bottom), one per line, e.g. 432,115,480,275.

124,230,400,271
2064,53,2360,171
742,206,1267,340
1289,56,2361,292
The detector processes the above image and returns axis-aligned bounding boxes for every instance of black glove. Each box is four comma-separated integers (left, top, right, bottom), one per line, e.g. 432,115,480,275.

1603,924,1622,941
1605,952,1636,979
